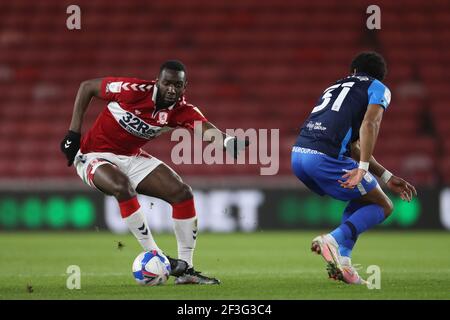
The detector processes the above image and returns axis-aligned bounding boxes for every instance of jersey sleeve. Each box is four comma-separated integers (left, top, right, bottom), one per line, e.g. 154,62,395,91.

367,79,391,109
170,104,208,130
100,77,153,104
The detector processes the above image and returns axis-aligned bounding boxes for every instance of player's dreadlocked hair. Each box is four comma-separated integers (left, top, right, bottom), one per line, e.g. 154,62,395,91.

160,60,187,75
350,52,387,81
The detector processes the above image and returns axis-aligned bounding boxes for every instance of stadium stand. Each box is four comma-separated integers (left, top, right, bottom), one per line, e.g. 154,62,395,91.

0,0,448,186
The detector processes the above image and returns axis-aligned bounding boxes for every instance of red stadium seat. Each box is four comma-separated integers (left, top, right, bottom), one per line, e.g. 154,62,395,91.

0,0,449,182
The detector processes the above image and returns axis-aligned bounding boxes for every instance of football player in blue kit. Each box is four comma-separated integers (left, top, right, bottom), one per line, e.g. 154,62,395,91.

292,52,417,284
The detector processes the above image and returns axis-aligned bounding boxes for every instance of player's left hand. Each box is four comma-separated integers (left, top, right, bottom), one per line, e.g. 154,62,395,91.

60,130,81,166
339,168,366,189
225,137,250,159
386,175,417,202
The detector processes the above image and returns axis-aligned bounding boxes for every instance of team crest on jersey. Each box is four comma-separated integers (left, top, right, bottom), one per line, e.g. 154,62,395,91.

157,111,168,125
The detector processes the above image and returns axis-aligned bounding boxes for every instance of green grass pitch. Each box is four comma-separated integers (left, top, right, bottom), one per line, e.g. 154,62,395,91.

0,231,449,299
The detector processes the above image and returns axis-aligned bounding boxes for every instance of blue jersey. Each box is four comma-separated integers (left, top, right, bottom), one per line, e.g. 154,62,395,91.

295,72,391,159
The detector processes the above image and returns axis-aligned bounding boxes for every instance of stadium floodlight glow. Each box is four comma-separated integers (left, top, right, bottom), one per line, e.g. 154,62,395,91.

381,196,420,227
394,197,420,227
278,195,422,228
0,198,19,228
303,198,323,225
23,198,44,228
325,199,346,225
0,196,96,230
278,196,345,226
46,197,68,228
70,197,95,228
278,196,302,224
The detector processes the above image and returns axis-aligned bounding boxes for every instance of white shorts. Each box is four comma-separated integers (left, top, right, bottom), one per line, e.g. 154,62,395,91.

74,149,162,190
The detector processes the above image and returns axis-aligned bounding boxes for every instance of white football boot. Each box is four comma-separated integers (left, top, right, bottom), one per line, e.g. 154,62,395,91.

311,234,366,285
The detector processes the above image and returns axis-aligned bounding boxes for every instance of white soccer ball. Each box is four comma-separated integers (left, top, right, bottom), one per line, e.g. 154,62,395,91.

132,250,171,286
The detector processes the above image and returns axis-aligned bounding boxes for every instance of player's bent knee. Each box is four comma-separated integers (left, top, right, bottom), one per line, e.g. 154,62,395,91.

111,175,136,200
182,183,193,197
178,183,193,202
169,183,193,204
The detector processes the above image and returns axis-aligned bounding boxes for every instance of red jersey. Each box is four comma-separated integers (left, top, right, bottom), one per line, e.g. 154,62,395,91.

80,77,208,155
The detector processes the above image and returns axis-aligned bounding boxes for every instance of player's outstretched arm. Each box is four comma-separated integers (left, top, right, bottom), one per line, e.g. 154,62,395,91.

60,78,102,166
69,78,103,133
350,141,417,202
199,121,249,159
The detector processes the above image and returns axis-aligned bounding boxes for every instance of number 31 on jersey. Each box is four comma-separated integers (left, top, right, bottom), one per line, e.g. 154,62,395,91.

311,81,355,113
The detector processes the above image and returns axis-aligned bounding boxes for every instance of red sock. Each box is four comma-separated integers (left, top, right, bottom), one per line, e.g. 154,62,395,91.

172,198,196,219
119,196,140,218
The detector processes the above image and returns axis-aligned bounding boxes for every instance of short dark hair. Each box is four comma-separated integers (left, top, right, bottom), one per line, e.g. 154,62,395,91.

350,52,387,81
159,60,186,75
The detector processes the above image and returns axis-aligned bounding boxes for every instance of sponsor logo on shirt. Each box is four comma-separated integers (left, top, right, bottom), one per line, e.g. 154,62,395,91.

306,121,327,131
119,111,163,139
108,102,170,140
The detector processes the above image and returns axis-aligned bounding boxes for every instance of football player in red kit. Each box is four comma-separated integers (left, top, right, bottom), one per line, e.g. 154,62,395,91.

60,60,248,284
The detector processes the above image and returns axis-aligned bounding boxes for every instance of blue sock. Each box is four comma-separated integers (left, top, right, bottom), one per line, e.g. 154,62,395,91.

331,204,385,248
339,240,356,257
338,201,363,257
339,210,356,257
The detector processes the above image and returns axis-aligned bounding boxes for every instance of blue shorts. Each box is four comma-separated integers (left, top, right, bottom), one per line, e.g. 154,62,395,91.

291,147,379,201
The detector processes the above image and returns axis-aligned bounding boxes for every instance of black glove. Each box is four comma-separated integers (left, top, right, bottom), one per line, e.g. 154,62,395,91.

60,130,81,166
224,137,250,159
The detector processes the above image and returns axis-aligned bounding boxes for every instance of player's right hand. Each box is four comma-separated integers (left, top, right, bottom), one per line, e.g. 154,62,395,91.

60,130,81,166
338,168,365,189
